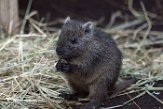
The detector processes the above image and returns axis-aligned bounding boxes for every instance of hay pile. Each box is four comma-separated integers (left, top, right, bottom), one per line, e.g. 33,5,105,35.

0,1,163,108
0,17,67,108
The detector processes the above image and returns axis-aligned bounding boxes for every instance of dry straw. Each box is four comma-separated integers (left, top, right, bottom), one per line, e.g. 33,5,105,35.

0,0,163,109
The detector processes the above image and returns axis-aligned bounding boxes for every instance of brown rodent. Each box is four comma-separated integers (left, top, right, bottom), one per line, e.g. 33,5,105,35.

55,17,133,109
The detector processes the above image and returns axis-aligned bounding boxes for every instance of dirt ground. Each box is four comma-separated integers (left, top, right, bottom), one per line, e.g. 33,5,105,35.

104,86,163,109
64,80,163,109
103,81,163,109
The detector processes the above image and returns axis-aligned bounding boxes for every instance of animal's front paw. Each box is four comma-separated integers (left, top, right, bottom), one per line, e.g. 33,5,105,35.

59,92,79,100
56,59,70,72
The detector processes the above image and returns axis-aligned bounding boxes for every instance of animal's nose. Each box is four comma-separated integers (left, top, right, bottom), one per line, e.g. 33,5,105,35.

56,46,67,56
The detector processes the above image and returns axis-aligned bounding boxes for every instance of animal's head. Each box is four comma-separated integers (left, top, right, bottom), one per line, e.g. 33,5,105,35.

56,17,95,59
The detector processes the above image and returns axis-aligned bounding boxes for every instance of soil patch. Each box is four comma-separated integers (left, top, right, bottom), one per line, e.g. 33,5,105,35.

65,80,163,109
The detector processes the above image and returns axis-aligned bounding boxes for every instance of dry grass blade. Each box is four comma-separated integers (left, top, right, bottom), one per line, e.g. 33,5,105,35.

20,0,33,34
0,1,163,108
103,91,146,109
146,90,163,105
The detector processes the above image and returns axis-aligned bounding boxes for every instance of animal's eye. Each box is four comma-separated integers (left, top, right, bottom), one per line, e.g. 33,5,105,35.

84,28,90,34
70,38,78,44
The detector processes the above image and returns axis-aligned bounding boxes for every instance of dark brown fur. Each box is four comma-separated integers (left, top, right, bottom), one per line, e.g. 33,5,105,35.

56,17,122,109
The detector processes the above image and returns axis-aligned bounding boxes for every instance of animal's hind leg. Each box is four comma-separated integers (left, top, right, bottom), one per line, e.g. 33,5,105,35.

60,80,88,100
76,80,108,109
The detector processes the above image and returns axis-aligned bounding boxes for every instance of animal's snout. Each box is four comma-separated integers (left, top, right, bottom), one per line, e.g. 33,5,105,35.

56,46,68,56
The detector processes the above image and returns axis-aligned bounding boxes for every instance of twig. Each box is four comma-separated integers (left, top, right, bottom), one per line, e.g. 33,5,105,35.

132,23,148,40
146,90,163,104
127,94,141,109
20,0,33,34
123,40,163,48
110,19,144,31
140,1,152,42
103,91,146,109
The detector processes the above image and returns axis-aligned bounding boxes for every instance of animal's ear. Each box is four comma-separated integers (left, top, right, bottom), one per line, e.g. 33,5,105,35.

82,21,94,34
64,16,71,24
